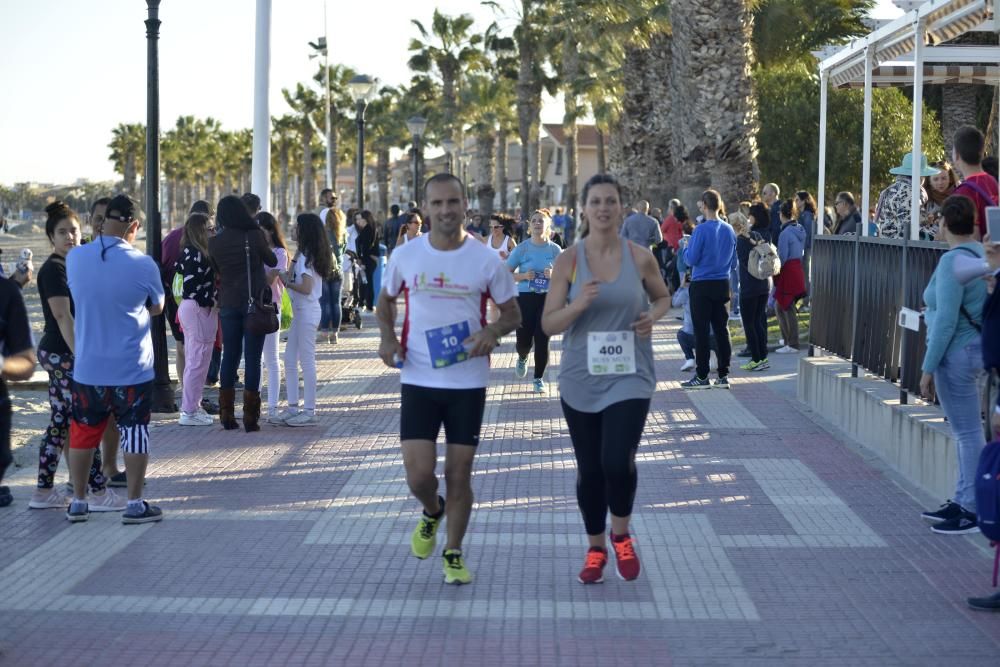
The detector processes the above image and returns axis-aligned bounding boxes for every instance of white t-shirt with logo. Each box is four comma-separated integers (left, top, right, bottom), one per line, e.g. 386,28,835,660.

384,234,517,389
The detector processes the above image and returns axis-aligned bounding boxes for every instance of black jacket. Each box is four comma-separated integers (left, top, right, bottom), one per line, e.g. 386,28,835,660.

208,225,277,311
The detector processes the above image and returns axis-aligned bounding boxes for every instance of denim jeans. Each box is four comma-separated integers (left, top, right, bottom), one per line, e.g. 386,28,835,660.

219,307,266,392
932,340,986,510
677,329,717,360
319,277,343,331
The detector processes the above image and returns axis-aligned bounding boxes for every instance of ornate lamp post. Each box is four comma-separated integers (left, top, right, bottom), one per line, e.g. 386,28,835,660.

144,0,175,413
348,74,376,208
308,34,332,188
406,115,427,201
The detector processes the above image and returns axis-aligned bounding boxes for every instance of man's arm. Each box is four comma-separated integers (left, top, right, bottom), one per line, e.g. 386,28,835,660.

376,289,402,367
465,297,521,358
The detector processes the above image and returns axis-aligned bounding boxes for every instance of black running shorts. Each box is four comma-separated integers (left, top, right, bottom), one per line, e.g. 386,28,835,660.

400,384,487,446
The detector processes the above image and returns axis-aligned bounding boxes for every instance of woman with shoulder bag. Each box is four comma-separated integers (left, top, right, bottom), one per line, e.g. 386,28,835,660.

208,195,277,432
918,195,988,534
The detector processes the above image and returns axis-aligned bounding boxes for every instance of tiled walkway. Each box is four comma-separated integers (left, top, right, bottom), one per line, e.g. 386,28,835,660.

1,316,998,666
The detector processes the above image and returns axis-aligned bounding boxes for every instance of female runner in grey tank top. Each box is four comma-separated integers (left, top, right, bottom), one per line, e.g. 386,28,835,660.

542,174,671,584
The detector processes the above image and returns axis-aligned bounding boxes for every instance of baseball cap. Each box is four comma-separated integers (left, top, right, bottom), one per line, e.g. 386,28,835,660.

105,194,138,223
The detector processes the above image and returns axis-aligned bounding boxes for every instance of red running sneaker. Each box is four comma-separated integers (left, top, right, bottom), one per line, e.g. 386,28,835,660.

577,547,608,584
611,532,640,581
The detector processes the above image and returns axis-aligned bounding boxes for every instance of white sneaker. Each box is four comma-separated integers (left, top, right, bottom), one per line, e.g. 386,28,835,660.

680,359,695,372
285,411,317,427
89,487,128,512
179,411,213,426
778,338,785,346
29,486,70,509
774,345,798,354
266,409,286,425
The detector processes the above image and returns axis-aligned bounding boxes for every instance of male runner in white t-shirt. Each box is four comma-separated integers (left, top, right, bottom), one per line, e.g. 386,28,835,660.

377,174,521,585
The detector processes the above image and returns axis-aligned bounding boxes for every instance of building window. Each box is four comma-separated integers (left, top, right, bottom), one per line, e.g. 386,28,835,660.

555,148,563,176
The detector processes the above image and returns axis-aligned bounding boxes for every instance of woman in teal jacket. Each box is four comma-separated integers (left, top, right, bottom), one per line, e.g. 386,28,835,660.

918,195,988,535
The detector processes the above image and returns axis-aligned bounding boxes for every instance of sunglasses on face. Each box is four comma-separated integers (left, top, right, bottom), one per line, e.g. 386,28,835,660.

491,225,502,230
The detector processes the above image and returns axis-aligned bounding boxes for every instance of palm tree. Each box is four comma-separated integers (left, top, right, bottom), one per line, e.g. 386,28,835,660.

670,0,759,205
283,83,324,210
108,123,146,198
463,73,516,221
271,115,299,219
364,87,411,216
408,10,486,140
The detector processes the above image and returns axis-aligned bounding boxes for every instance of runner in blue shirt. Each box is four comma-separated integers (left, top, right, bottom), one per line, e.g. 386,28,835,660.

506,209,562,393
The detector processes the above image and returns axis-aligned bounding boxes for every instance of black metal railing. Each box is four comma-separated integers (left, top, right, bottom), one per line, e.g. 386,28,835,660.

809,236,946,399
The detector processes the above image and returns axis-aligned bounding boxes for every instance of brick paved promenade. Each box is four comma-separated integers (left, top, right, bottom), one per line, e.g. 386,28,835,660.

2,315,999,666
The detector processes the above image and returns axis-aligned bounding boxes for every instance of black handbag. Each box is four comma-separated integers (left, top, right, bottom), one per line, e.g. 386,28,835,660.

243,233,279,336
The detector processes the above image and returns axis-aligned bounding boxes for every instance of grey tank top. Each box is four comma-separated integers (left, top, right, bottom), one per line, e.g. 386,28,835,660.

559,238,655,412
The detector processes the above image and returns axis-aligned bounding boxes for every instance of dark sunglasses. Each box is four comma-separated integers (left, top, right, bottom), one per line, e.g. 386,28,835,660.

105,213,135,223
490,225,502,229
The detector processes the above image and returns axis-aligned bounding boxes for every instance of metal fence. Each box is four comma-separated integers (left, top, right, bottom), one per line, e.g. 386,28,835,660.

809,235,947,400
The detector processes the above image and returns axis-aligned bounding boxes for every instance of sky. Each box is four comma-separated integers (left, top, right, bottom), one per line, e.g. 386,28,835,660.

0,0,904,186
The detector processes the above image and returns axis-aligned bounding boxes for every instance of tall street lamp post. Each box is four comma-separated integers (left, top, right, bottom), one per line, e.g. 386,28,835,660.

308,34,332,188
348,74,376,208
406,115,427,201
144,0,175,413
441,137,456,174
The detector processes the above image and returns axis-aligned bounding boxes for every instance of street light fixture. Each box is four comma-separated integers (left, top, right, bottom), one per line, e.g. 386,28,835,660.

441,137,456,173
348,74,377,208
406,115,427,201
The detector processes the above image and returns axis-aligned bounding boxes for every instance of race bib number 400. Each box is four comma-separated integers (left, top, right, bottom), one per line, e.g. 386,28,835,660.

587,331,636,375
426,321,472,369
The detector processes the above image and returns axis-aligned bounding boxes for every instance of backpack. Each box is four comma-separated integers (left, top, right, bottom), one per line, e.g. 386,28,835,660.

975,440,1000,585
748,237,781,280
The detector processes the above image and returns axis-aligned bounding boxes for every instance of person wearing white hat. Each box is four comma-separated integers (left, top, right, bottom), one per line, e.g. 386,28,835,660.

874,152,940,240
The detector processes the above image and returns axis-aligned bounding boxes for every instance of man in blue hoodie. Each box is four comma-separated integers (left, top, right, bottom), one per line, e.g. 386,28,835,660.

680,189,737,389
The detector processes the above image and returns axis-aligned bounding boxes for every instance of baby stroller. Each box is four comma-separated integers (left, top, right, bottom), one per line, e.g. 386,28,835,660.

341,251,365,330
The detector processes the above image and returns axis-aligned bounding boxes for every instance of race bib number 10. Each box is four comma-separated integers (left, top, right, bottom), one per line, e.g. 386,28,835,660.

426,321,472,369
587,331,637,375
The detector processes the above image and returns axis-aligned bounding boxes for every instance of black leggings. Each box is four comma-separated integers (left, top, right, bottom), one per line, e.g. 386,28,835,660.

561,398,651,536
739,294,769,363
515,292,550,380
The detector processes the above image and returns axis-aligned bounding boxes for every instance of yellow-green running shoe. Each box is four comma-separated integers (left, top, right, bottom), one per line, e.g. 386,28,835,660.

410,496,445,559
442,549,473,585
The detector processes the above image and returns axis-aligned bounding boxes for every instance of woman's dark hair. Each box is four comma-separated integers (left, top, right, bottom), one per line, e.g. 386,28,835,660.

256,211,287,253
940,194,976,236
345,208,358,227
779,199,797,221
795,191,817,214
295,213,333,279
190,200,214,217
489,213,516,239
357,210,380,241
748,202,769,230
216,194,257,231
45,201,79,242
674,205,689,224
581,173,623,205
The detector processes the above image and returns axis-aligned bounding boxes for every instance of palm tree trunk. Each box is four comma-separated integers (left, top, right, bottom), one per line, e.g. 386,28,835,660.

377,148,390,217
476,132,497,222
280,145,290,220
669,1,758,205
596,129,607,174
302,125,315,211
942,85,982,159
497,130,509,213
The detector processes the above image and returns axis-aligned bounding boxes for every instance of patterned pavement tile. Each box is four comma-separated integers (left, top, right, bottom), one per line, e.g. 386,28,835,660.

0,314,998,665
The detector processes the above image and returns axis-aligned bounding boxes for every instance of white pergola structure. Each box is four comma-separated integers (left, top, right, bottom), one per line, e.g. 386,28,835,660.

816,0,999,240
